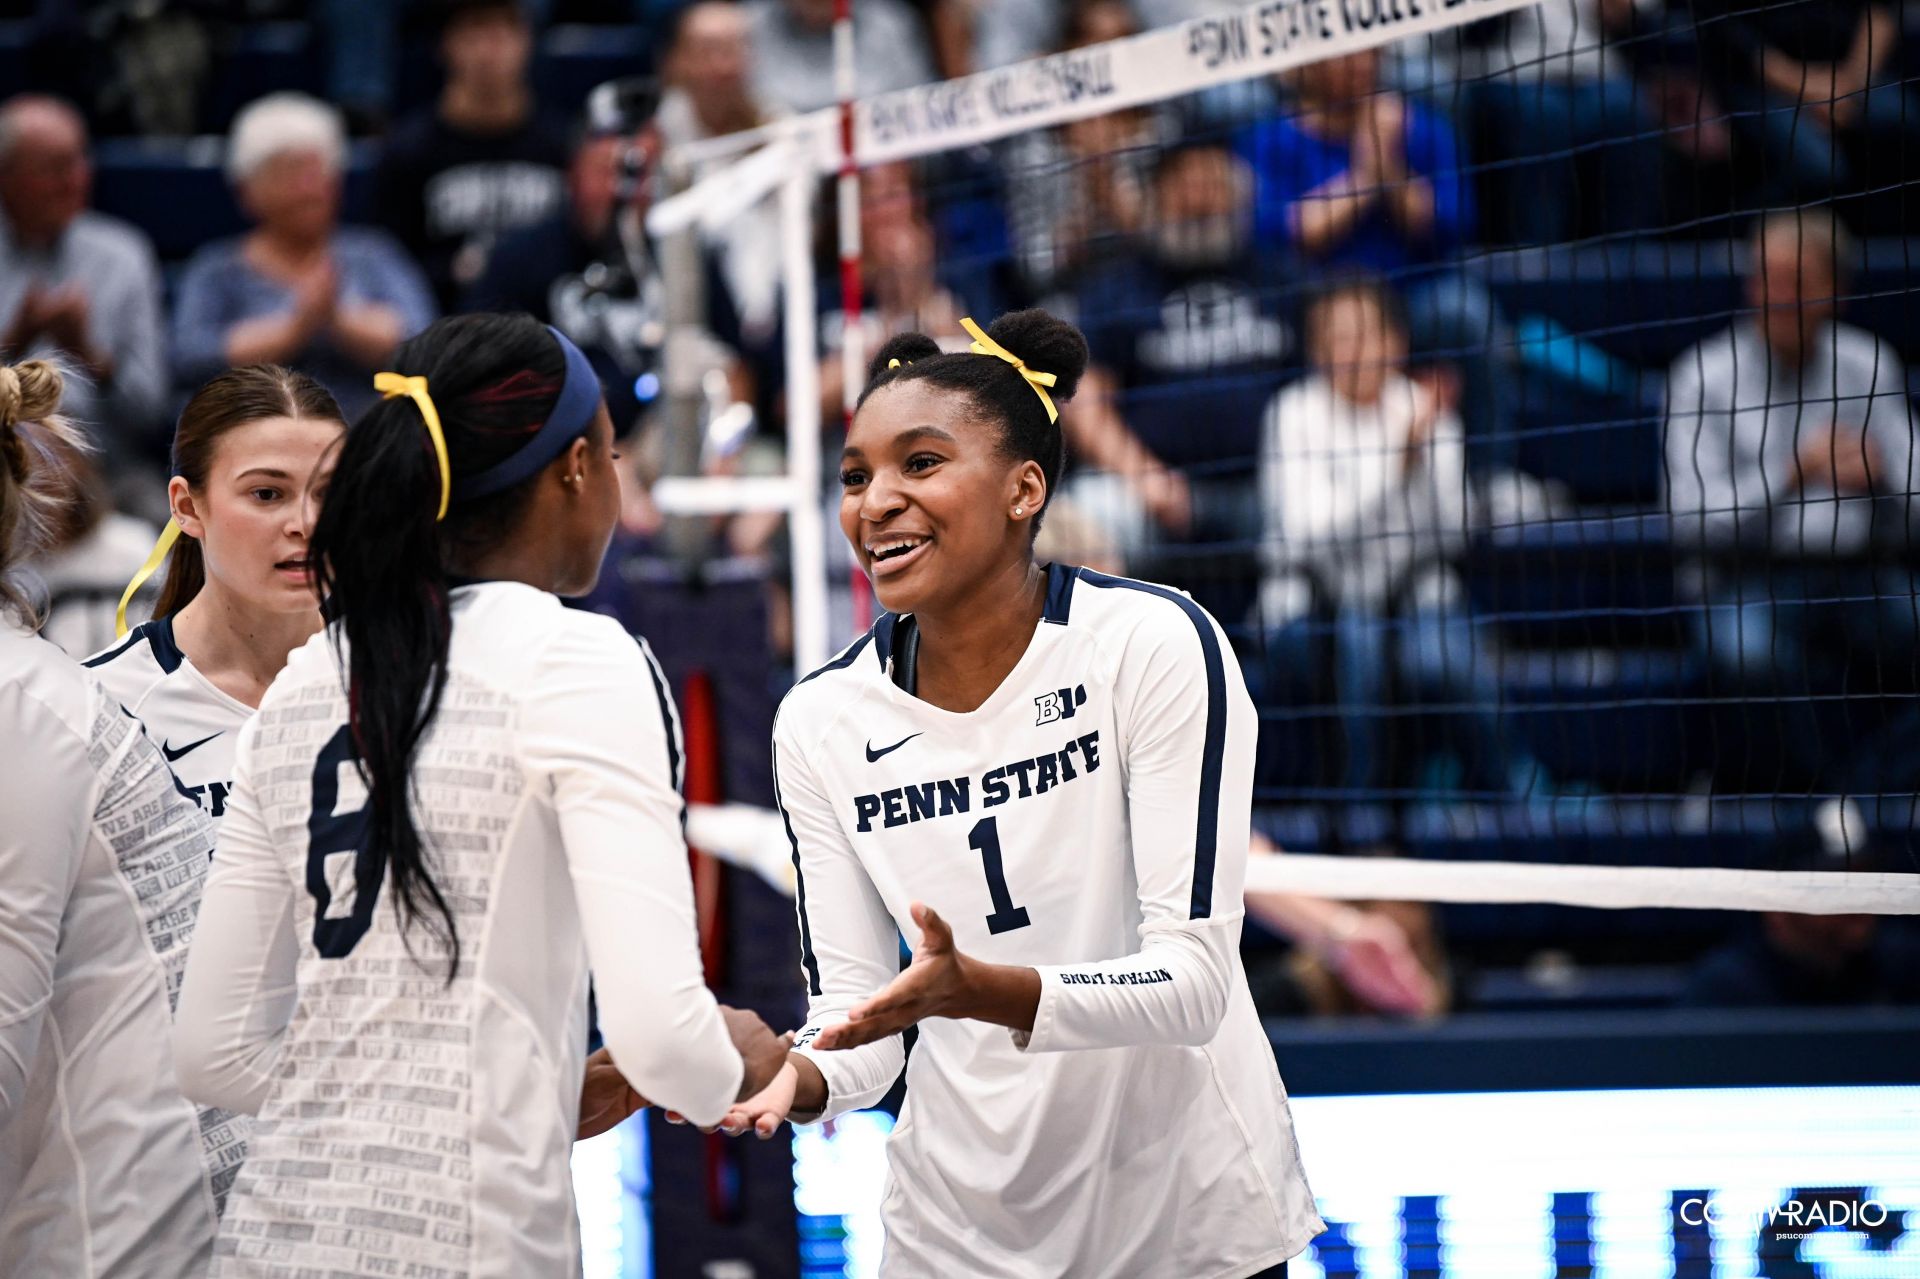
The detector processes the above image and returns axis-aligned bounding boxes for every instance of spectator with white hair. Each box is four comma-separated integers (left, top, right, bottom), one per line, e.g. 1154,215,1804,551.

173,93,435,421
0,95,168,467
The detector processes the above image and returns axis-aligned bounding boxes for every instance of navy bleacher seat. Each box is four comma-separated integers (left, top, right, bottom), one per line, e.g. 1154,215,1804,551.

1511,371,1664,506
0,20,28,97
94,138,380,265
206,22,324,134
1480,239,1920,374
536,25,648,121
1464,514,1682,650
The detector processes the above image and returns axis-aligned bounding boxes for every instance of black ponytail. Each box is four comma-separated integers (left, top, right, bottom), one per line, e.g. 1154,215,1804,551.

308,313,568,979
857,309,1089,531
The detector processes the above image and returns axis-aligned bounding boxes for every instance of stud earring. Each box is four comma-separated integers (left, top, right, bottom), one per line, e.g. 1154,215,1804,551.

1014,505,1025,517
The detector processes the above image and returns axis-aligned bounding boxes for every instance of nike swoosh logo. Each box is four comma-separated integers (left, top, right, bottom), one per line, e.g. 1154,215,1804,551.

161,731,222,763
865,732,922,763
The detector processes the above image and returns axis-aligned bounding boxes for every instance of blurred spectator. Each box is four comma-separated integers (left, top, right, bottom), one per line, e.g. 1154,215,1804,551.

1000,1,1167,301
745,0,936,114
1681,802,1920,1007
819,161,968,418
0,95,167,468
467,118,769,436
375,0,570,310
1664,209,1917,783
657,0,788,335
1243,832,1449,1017
1236,49,1512,469
929,0,1064,77
1687,0,1912,208
1257,275,1539,797
173,94,436,422
23,423,159,657
1065,143,1296,561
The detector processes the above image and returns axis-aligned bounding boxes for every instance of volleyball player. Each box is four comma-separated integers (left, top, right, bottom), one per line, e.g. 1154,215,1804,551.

85,366,345,829
0,359,221,1275
727,311,1326,1275
172,313,790,1276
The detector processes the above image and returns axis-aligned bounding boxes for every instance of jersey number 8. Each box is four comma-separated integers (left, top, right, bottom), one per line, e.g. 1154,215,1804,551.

304,724,384,959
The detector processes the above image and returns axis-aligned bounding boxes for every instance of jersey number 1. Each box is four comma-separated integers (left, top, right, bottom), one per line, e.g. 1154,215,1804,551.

305,724,383,959
969,816,1030,935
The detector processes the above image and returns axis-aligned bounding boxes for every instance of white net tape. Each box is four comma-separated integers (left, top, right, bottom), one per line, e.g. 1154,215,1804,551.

653,0,1536,234
686,805,1920,914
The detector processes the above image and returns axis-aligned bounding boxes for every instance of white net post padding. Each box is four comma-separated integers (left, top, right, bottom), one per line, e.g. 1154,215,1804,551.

647,141,832,676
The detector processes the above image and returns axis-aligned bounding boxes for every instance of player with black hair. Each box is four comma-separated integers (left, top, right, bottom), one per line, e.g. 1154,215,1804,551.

171,312,790,1277
720,309,1326,1276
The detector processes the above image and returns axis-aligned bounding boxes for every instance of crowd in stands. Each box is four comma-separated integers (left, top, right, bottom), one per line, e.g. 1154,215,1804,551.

4,0,1917,1013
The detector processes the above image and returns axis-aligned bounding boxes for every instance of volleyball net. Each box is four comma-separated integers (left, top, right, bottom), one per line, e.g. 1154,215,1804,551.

652,0,1920,927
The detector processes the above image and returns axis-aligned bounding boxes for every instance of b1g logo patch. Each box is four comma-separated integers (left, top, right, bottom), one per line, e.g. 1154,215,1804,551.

1034,685,1088,726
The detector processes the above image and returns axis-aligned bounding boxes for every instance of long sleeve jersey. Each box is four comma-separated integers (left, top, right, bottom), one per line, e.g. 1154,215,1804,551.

171,581,744,1277
0,619,220,1277
774,564,1325,1278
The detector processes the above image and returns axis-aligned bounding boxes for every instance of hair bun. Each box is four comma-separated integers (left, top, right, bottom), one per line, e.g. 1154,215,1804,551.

984,309,1088,403
0,360,64,433
868,333,942,383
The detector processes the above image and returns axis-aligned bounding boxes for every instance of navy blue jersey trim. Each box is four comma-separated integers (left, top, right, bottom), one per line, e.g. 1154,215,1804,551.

145,616,185,674
83,626,146,668
1042,562,1078,624
1076,570,1227,919
798,632,874,685
873,612,901,670
771,754,824,997
637,638,688,835
86,617,185,675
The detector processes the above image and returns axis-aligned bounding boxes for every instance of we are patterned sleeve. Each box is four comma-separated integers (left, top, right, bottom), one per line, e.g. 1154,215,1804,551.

520,623,743,1127
774,713,908,1124
174,717,301,1114
0,685,88,1123
1017,593,1256,1054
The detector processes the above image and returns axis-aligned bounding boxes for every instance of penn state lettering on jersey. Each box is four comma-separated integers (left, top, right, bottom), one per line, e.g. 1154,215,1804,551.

852,728,1100,831
86,616,248,823
771,564,1325,1278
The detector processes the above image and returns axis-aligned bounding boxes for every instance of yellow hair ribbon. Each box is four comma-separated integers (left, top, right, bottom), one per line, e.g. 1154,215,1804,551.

114,518,182,638
374,372,451,521
887,357,907,369
959,316,1058,424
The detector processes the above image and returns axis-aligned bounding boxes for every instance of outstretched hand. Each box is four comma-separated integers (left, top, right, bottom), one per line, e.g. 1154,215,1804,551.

814,902,966,1052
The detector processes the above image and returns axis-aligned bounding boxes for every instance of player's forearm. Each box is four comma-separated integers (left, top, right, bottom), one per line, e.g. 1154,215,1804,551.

785,1051,830,1122
948,954,1042,1033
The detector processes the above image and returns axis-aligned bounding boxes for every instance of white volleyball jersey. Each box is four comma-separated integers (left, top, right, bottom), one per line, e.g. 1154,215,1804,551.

0,619,221,1277
777,565,1326,1279
172,580,746,1278
86,614,253,823
84,613,259,1209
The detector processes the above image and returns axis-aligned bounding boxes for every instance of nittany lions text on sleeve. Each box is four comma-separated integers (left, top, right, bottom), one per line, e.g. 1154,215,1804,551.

171,581,743,1279
776,565,1324,1279
0,622,220,1278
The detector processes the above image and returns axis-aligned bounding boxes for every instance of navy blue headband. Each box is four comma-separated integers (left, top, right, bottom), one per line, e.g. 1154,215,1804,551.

449,325,603,504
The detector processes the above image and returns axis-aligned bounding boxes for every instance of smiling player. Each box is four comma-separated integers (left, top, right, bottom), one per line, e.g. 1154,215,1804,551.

725,310,1326,1276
